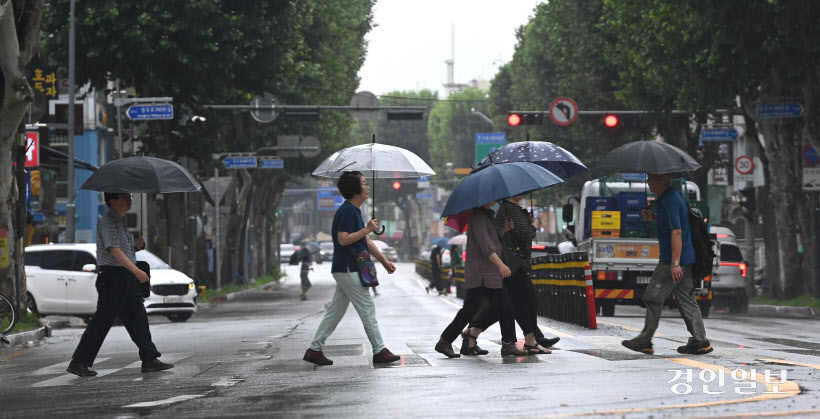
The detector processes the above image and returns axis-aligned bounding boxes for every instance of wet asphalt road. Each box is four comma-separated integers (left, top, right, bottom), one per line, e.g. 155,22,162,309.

2,262,820,418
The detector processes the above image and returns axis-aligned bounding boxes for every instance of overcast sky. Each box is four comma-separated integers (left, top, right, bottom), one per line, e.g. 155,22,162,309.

357,0,543,96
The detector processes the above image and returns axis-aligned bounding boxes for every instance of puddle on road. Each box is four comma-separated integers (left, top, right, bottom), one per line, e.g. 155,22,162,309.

569,349,652,361
750,337,820,350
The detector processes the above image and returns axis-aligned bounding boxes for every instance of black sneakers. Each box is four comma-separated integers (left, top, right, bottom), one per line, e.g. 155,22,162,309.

621,339,654,355
66,361,97,377
141,358,174,373
677,340,714,355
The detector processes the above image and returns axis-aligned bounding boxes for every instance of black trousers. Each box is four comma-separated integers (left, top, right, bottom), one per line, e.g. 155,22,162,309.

72,267,161,367
441,286,517,344
430,266,443,291
470,270,541,337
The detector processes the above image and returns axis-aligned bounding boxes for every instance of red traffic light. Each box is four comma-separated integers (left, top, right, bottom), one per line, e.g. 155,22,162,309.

392,181,401,190
508,113,522,126
604,115,619,127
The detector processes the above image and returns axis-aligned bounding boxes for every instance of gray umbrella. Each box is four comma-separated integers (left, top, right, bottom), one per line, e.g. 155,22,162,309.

595,140,701,174
80,156,201,193
303,242,321,254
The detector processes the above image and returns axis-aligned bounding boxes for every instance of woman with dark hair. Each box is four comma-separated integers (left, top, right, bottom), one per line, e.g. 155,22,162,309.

434,201,527,358
303,171,401,366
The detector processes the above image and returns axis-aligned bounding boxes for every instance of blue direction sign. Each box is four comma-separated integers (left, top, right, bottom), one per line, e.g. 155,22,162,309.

317,187,344,211
700,128,739,142
259,158,284,169
757,103,804,118
126,104,173,120
415,192,434,200
224,157,257,169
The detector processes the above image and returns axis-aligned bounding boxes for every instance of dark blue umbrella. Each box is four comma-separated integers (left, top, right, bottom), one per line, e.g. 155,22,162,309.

471,141,587,179
441,162,564,227
429,236,451,248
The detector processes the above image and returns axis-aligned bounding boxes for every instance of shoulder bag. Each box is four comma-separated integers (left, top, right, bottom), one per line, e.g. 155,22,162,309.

334,213,379,287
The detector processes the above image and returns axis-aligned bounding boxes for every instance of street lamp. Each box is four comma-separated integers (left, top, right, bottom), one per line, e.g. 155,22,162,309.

470,108,494,129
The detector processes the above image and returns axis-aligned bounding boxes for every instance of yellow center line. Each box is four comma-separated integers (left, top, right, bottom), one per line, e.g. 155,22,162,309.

0,345,40,362
758,358,820,370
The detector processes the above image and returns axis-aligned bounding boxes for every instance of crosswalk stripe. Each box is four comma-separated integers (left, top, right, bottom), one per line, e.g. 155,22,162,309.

32,358,111,376
123,352,194,369
123,394,205,408
32,369,119,387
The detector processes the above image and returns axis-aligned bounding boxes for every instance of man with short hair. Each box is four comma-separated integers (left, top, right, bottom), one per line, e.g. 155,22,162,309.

622,174,712,355
67,192,173,376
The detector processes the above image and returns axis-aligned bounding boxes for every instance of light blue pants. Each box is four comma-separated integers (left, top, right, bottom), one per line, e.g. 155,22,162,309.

309,270,385,353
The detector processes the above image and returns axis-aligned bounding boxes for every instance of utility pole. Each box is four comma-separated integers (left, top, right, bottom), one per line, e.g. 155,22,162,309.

65,0,77,243
214,167,221,290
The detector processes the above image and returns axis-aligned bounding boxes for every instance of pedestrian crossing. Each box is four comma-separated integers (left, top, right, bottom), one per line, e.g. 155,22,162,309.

5,335,820,389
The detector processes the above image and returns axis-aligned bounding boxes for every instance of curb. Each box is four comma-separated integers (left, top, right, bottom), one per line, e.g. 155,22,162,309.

2,326,51,348
225,281,278,301
746,304,820,320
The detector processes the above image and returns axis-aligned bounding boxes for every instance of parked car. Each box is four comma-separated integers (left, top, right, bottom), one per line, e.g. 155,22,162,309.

24,243,197,322
280,244,297,263
381,246,398,262
320,242,334,262
709,231,750,314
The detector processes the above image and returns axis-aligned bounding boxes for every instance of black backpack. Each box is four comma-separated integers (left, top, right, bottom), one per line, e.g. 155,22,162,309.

688,208,715,281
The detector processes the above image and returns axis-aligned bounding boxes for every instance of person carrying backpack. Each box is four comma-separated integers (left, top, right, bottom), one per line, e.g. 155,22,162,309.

621,173,713,355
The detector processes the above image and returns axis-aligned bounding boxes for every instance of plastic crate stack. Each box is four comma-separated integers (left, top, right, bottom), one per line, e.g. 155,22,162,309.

618,192,647,238
584,197,615,239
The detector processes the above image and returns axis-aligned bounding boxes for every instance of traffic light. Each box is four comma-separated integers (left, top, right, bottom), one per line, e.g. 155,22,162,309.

507,111,544,126
392,181,402,190
601,113,641,131
604,114,619,128
739,188,755,221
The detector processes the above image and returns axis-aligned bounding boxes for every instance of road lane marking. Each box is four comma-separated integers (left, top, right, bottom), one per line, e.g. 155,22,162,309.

211,377,244,387
596,319,668,337
758,358,820,370
123,394,205,408
0,346,40,362
32,358,111,375
123,352,193,368
32,369,119,387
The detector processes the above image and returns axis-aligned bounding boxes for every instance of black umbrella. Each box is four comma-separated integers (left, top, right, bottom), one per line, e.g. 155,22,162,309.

595,140,701,174
80,156,201,193
471,141,588,179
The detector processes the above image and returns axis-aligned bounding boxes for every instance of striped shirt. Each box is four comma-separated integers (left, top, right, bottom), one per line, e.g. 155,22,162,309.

96,207,136,267
495,200,536,275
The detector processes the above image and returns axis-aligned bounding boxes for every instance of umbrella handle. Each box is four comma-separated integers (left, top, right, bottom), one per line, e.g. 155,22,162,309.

374,225,385,235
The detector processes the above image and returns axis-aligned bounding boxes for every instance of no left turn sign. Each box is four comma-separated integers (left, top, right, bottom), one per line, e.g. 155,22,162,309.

735,155,754,175
549,97,578,126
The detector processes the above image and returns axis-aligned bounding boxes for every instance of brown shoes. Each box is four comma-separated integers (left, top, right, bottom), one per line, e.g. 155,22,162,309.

373,348,401,364
303,348,333,366
500,342,527,356
435,338,461,358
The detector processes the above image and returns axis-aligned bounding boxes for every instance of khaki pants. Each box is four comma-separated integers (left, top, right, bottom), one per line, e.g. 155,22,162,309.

634,263,707,345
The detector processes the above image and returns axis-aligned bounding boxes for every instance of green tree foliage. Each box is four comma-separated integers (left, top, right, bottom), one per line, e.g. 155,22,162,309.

40,0,375,279
428,88,490,175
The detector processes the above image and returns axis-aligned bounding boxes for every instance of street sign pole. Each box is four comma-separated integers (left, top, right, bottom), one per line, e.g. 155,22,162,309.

214,167,221,290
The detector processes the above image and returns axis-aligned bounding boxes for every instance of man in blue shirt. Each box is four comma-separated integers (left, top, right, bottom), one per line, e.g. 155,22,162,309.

622,174,712,355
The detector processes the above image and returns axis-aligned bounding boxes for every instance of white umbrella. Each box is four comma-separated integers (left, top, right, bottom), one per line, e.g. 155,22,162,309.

312,136,436,234
447,234,467,246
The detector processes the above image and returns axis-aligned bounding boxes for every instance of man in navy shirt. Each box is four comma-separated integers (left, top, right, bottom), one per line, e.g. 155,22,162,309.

303,171,400,366
622,174,712,355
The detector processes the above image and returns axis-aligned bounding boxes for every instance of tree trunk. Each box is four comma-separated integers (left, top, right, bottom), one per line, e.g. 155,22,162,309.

250,169,282,277
225,169,251,284
0,0,40,310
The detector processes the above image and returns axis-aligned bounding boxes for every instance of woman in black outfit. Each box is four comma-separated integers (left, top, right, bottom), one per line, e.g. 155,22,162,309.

461,195,560,355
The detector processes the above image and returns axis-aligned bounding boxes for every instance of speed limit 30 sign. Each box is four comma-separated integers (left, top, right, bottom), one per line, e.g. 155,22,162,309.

735,155,754,181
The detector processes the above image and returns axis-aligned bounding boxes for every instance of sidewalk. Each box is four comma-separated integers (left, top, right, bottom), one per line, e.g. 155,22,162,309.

747,304,820,319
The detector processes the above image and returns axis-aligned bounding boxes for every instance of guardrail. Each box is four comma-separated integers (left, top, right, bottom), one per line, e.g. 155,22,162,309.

415,251,597,329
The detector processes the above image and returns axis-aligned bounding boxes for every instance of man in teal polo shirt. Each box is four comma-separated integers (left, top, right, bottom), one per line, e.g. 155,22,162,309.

622,173,712,355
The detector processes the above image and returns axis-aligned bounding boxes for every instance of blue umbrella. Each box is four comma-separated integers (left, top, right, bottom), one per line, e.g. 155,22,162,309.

441,162,564,220
471,141,587,179
429,236,451,248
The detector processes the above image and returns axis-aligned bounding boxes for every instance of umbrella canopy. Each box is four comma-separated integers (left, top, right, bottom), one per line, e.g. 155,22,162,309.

312,143,435,179
472,141,588,179
442,162,564,231
371,240,389,249
303,242,321,254
80,156,201,193
429,236,451,248
595,140,701,174
447,234,467,246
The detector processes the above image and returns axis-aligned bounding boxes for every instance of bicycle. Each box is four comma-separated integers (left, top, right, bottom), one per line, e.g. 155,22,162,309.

0,292,18,344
